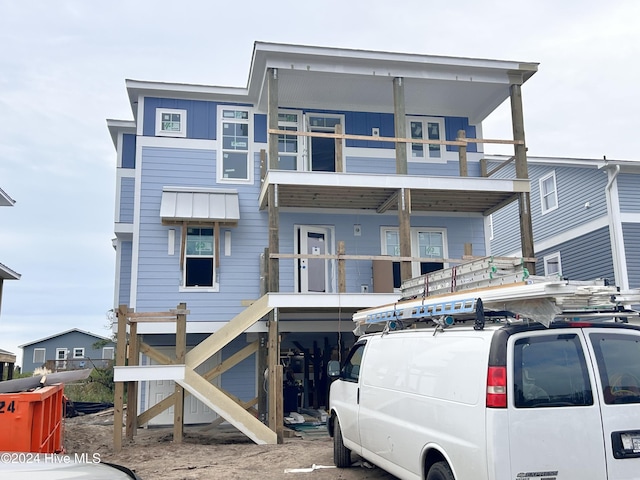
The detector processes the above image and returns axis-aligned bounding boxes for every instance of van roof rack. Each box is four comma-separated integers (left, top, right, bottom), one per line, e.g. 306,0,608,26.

353,258,640,335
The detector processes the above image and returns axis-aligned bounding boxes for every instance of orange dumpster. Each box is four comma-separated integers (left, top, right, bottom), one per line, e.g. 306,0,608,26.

0,384,65,453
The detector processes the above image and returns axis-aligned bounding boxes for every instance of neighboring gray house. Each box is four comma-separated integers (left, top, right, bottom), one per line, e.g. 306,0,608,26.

1,187,20,380
489,156,640,290
20,328,115,374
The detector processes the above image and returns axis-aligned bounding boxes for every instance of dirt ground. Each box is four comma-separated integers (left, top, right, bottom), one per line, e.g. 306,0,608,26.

63,410,398,480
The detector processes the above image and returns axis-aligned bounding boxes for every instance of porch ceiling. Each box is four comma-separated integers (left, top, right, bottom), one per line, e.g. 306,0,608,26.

259,171,528,215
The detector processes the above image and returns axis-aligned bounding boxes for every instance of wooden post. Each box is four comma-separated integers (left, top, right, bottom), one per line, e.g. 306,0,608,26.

267,309,282,443
393,77,408,175
260,149,267,183
480,158,488,177
457,129,468,177
337,241,346,293
268,68,279,171
257,333,268,423
113,305,128,452
464,243,473,257
125,320,138,440
398,188,412,283
174,303,187,443
335,123,344,172
510,83,536,275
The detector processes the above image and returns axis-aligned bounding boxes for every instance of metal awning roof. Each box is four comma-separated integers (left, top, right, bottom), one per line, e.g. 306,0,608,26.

160,187,240,224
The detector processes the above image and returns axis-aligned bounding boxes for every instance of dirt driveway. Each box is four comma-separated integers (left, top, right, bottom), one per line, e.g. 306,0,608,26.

63,413,398,480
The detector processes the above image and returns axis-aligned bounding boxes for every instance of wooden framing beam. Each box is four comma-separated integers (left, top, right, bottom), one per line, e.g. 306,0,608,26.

125,321,139,440
393,77,407,175
174,303,187,443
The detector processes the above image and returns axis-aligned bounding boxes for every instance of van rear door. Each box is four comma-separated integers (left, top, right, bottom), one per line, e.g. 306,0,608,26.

507,330,607,479
585,327,640,479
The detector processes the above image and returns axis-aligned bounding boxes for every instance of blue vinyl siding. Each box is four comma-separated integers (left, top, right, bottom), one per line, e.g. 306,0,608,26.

22,331,114,374
143,98,218,139
347,157,481,177
277,212,485,293
624,223,640,289
618,173,640,213
136,147,267,322
122,134,136,168
254,114,267,143
536,227,614,281
119,241,132,306
444,117,477,153
119,177,135,223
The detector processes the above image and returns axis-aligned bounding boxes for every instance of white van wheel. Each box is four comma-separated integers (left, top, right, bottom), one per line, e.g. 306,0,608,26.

333,418,351,468
426,461,454,480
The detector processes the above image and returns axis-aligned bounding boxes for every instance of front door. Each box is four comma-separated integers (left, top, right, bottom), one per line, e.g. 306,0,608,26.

297,226,333,293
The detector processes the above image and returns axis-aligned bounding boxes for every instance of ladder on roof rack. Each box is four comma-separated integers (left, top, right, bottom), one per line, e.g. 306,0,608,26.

353,278,640,334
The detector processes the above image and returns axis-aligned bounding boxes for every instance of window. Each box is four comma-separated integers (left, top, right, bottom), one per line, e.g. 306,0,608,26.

342,342,366,382
102,347,115,360
219,107,251,182
155,108,187,137
382,227,447,288
407,116,445,161
184,227,215,288
513,334,592,408
33,348,45,364
73,348,85,359
544,252,562,276
540,171,558,214
590,332,640,405
278,111,302,170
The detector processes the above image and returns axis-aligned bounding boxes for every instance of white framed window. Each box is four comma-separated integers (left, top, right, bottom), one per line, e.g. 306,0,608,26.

277,110,303,171
407,116,445,161
544,252,562,276
102,347,114,360
218,106,252,182
73,347,85,359
33,348,45,364
381,227,448,288
155,108,187,137
539,171,558,214
183,226,217,289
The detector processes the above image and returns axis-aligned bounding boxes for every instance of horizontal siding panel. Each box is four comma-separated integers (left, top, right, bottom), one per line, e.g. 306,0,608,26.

618,173,640,213
624,223,640,289
119,177,135,223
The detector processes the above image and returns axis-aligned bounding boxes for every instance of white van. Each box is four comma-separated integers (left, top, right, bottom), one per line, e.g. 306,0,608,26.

328,320,640,480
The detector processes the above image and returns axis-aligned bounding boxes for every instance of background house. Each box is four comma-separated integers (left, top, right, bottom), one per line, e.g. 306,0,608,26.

489,156,640,292
107,41,538,432
0,187,20,380
20,328,115,374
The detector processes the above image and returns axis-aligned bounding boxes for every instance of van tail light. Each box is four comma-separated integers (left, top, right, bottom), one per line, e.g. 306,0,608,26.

486,366,507,408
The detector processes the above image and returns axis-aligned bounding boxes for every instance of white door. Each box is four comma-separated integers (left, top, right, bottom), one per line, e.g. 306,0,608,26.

297,226,333,293
146,347,221,426
55,348,68,371
507,330,607,478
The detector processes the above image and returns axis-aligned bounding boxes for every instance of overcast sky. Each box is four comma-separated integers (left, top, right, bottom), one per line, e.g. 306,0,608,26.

1,0,638,368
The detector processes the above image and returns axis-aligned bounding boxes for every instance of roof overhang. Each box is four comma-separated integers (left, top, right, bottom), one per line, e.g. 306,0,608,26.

0,262,20,280
0,187,15,207
106,119,136,148
259,170,528,215
160,187,240,225
249,42,538,124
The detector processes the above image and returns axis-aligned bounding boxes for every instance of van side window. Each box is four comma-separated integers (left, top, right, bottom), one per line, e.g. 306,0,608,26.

342,343,365,382
590,332,640,405
513,334,593,408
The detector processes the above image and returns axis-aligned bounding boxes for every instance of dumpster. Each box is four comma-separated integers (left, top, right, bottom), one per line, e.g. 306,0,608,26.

0,383,64,453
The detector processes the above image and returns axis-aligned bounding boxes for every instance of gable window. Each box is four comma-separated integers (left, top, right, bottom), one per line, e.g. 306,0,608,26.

219,107,251,182
33,348,45,364
102,347,115,360
155,108,187,138
540,171,558,214
184,227,215,288
381,227,447,288
544,252,562,276
407,117,445,161
73,348,85,359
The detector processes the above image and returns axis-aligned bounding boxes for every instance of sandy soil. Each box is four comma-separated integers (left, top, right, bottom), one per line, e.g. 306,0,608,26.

63,411,398,480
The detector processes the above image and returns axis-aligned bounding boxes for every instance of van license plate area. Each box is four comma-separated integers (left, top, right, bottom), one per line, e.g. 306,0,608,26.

611,430,640,459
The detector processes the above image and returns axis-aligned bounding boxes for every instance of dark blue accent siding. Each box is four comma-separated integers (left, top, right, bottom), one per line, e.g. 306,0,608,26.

445,117,477,153
254,114,267,143
143,98,217,139
122,134,136,168
344,112,395,148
